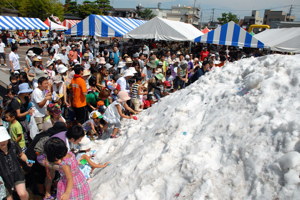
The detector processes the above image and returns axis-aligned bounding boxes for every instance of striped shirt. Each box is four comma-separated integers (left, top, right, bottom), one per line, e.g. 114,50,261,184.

131,83,140,99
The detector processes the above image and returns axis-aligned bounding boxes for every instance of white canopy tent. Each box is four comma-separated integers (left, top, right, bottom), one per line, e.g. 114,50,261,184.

44,18,68,30
254,28,300,53
124,17,203,41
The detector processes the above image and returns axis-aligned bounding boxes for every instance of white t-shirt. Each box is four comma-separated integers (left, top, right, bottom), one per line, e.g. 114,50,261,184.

53,44,60,54
31,87,48,117
9,52,20,70
59,53,69,65
0,42,5,53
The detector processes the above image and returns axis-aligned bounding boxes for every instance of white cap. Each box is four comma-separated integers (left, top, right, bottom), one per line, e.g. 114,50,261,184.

37,56,42,60
57,64,68,74
0,127,11,142
185,55,190,60
55,56,62,61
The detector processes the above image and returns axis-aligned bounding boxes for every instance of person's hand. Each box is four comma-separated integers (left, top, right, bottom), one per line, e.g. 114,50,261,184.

28,108,34,116
65,102,70,108
45,95,52,101
26,161,33,167
60,192,70,200
129,115,133,119
104,162,110,167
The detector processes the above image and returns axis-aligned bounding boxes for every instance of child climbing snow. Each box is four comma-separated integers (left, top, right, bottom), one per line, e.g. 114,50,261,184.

103,91,137,138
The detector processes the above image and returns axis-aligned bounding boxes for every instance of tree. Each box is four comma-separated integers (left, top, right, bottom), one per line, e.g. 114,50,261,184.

138,8,156,20
18,0,64,21
217,12,239,25
95,0,112,15
77,2,102,19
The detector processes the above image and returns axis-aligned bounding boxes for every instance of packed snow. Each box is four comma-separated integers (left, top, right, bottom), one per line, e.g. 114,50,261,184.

89,54,300,200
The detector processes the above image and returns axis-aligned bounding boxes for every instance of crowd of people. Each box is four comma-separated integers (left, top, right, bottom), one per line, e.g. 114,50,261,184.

0,36,264,200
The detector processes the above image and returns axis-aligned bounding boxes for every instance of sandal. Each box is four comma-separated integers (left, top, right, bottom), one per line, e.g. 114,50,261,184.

110,135,118,138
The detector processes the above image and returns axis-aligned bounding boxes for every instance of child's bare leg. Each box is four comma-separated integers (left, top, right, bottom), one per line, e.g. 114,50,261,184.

15,183,29,200
111,127,119,137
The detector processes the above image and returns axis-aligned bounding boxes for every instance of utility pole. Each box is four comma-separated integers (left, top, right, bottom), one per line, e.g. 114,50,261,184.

212,8,215,22
200,12,203,29
287,5,293,21
193,0,196,15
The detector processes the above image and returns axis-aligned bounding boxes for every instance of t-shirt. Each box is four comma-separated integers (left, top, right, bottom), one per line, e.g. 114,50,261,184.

9,121,25,148
0,42,5,53
68,51,78,62
82,119,96,131
200,50,209,61
9,52,20,70
86,92,99,107
71,76,87,108
10,97,28,121
110,51,120,65
31,87,48,117
53,44,59,54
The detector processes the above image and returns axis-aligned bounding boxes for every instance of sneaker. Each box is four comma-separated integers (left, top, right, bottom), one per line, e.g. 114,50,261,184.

4,64,7,66
110,135,118,139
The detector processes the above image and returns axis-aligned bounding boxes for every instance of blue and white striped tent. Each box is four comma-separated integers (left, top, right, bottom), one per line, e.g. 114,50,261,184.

194,21,264,48
0,16,49,30
65,14,146,37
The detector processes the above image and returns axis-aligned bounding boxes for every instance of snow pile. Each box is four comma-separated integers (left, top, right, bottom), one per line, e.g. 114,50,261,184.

90,54,300,200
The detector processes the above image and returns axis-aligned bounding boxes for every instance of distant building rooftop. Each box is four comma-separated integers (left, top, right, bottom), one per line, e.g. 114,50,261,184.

63,13,82,20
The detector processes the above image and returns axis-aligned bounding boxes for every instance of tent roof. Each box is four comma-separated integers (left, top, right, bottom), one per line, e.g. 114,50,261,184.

0,16,48,30
194,21,264,48
65,14,146,37
60,19,81,29
254,28,300,53
201,27,210,34
44,18,68,30
124,17,203,41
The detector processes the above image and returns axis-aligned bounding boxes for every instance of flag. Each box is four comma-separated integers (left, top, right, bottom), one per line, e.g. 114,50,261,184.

50,14,61,24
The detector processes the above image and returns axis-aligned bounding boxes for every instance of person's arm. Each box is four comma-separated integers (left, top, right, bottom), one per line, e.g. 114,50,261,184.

9,59,14,73
60,165,73,200
37,93,52,108
25,59,30,69
90,122,97,133
80,79,88,96
19,152,32,167
63,83,70,107
123,102,137,115
116,104,132,119
185,68,189,81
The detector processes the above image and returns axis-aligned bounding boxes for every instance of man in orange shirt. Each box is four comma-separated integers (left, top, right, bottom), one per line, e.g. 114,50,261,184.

71,64,88,125
216,55,227,68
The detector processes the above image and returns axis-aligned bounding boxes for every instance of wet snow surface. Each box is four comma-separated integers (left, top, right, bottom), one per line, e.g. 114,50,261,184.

90,54,300,200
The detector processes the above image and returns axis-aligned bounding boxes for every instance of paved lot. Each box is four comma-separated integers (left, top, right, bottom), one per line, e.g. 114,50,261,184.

0,44,49,96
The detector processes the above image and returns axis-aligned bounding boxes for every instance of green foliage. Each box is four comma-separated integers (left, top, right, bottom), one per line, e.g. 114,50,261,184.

0,0,22,10
217,12,239,25
95,0,112,15
138,8,156,20
17,0,64,21
77,2,103,19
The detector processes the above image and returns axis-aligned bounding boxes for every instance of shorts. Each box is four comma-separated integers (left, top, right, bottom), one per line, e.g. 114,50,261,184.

5,180,25,197
74,106,88,125
107,122,121,129
68,108,74,122
34,116,46,133
0,53,5,59
131,98,140,111
173,76,186,90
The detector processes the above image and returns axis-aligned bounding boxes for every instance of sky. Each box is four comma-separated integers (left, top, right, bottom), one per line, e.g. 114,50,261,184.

64,0,300,21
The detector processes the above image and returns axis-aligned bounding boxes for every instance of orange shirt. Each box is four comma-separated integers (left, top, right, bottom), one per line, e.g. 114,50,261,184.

69,50,78,62
71,76,87,108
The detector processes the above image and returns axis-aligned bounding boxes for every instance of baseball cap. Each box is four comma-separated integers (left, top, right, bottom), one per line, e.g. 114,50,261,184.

92,111,103,119
164,81,171,87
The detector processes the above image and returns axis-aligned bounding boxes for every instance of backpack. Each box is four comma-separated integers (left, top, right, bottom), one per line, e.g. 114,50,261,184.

3,96,21,113
34,136,49,156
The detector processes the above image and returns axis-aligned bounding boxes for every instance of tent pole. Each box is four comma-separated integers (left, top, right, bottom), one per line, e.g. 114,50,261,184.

120,37,124,58
189,41,192,54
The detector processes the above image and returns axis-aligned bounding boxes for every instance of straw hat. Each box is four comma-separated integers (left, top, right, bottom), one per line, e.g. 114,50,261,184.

61,47,66,51
105,63,113,70
83,53,89,57
126,58,133,64
156,68,162,74
155,73,164,80
117,91,131,102
0,127,11,142
53,75,63,84
46,60,53,68
82,70,90,77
